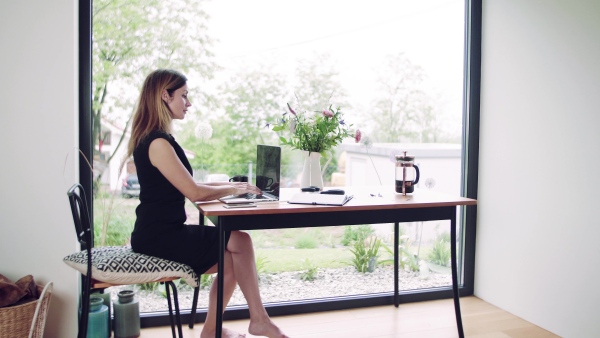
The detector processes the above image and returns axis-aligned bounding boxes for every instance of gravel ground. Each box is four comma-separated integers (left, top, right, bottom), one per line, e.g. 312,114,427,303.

107,265,451,312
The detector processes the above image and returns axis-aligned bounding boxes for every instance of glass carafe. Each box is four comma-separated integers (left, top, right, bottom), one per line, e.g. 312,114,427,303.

395,151,420,195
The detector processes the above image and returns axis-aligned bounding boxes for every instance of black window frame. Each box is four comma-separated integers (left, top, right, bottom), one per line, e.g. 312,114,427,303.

78,0,481,327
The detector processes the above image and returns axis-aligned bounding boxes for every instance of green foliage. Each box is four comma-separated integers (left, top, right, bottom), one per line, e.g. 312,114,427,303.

91,0,217,185
182,68,287,172
158,283,167,298
255,248,351,273
299,259,318,282
295,234,318,249
293,52,351,112
93,194,136,247
381,235,419,272
370,53,423,143
427,232,451,267
349,236,382,273
255,254,272,285
255,254,270,276
272,104,355,156
341,225,375,246
200,274,215,290
138,282,159,292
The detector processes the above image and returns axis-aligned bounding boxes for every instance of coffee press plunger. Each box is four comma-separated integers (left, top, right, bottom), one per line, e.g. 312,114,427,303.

395,151,420,195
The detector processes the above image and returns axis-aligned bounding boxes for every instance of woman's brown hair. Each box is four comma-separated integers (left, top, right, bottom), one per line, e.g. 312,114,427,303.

125,69,187,161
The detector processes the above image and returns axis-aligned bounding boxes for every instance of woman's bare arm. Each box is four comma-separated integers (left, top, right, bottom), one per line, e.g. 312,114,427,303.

148,138,260,202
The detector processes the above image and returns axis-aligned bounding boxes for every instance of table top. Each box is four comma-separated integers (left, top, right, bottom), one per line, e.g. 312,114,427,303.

196,186,477,217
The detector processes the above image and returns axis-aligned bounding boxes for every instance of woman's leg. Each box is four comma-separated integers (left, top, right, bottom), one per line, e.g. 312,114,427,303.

200,251,245,338
226,231,287,338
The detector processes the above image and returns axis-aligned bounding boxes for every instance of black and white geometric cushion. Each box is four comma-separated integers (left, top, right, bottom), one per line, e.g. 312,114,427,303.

63,246,199,287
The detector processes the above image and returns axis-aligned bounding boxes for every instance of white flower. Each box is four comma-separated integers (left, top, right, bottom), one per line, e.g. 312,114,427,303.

195,123,213,140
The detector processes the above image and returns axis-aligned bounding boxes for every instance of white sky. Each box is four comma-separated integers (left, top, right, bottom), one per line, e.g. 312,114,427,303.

200,0,465,132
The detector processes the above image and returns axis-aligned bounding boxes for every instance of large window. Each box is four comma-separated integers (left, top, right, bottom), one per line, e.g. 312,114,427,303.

82,0,480,324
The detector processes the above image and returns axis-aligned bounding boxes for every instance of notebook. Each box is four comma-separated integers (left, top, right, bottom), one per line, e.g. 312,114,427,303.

219,145,281,204
288,192,354,206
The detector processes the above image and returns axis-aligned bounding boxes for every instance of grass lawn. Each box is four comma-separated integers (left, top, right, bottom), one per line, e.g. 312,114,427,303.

94,195,448,274
255,248,357,273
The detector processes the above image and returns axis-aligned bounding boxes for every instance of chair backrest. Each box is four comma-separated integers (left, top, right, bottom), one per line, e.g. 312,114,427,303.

67,184,93,251
67,184,94,291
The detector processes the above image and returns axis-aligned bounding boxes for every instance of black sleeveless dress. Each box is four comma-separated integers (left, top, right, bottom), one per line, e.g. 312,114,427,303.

130,130,230,275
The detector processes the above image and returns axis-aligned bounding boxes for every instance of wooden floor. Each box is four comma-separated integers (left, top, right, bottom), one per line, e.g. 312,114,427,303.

140,296,559,338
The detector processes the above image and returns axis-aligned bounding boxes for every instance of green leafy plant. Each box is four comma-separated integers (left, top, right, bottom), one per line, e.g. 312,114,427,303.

341,224,374,246
138,282,159,292
255,254,270,275
381,234,419,272
255,254,272,284
349,236,382,273
427,232,451,267
200,274,215,290
271,102,356,156
92,185,138,247
299,259,318,281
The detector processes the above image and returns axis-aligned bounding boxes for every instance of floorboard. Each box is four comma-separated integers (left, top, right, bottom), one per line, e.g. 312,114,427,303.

139,296,559,337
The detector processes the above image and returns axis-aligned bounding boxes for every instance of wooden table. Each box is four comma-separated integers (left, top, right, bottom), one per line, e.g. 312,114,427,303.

196,187,477,337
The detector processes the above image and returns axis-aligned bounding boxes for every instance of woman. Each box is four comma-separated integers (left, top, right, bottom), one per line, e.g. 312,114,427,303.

124,69,288,338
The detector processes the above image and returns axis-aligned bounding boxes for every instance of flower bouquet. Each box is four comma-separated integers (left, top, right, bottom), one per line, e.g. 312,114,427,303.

272,103,356,156
271,102,358,189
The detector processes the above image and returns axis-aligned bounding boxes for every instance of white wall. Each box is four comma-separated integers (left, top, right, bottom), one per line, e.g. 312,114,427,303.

343,143,462,195
477,1,600,337
0,1,79,337
2,1,599,337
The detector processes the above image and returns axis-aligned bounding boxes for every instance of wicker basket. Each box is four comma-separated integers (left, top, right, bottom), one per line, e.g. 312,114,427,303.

0,282,53,338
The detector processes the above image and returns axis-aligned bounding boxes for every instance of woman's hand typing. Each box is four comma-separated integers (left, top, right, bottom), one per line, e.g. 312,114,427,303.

230,182,262,196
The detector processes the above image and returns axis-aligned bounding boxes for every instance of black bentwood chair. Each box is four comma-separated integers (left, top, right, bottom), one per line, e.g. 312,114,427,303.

64,184,201,338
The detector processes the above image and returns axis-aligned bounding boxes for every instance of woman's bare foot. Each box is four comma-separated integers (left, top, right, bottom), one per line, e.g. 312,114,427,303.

248,319,289,338
200,327,246,338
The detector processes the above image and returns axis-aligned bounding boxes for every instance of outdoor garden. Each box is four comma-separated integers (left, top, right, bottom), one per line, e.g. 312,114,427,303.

93,190,453,312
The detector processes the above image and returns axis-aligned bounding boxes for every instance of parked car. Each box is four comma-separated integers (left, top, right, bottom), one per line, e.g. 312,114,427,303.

122,174,140,198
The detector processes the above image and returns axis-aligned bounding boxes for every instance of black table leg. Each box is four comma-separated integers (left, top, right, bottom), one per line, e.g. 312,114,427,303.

216,218,225,337
189,211,204,329
450,210,464,338
394,222,399,307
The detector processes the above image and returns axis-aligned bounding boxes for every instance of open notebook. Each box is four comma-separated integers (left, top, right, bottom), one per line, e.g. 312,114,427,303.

219,145,281,204
288,192,354,206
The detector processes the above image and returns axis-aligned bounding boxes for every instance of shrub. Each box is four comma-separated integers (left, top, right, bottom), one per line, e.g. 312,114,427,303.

255,254,270,275
341,224,374,246
200,274,214,289
427,232,451,267
299,259,318,281
93,194,136,247
255,254,272,284
295,234,318,249
138,282,159,292
349,236,381,273
380,234,419,272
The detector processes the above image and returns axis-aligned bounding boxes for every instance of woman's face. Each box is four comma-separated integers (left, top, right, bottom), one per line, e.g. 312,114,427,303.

165,84,191,120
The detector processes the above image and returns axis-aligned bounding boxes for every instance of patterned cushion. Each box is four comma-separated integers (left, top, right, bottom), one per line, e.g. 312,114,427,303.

63,246,199,287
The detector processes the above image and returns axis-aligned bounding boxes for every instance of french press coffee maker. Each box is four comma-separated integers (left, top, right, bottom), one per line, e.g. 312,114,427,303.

395,151,420,195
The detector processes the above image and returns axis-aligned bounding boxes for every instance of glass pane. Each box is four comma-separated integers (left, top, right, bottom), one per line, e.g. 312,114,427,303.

92,0,465,313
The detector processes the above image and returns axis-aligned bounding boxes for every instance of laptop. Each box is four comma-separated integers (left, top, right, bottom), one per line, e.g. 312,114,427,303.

219,145,281,204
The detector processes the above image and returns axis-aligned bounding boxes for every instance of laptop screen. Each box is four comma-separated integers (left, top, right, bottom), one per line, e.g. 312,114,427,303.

256,145,281,198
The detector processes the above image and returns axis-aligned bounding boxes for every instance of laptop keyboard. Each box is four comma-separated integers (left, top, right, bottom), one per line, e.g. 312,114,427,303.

244,193,268,200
